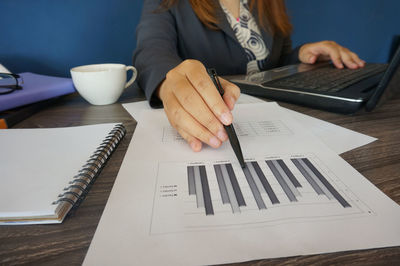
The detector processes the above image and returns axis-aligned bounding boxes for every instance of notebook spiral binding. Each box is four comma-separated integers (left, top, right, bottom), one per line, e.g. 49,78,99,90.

52,123,126,216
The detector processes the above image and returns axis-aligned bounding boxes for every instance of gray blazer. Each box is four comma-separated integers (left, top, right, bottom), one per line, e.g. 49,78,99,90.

133,0,300,107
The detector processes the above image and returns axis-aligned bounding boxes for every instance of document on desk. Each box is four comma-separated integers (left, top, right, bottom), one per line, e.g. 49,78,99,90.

84,102,400,266
122,95,376,155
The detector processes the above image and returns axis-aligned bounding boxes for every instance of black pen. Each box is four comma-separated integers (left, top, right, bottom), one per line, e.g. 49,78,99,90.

207,68,246,168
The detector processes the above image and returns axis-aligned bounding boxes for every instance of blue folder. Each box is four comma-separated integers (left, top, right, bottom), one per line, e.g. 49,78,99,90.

0,72,76,112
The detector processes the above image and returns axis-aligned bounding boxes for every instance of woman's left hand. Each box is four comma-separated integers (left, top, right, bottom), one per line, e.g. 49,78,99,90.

299,41,365,69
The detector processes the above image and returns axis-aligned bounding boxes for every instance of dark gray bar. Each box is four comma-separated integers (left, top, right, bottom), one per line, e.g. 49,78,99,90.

278,159,301,188
220,164,240,213
302,158,351,208
251,161,280,204
272,160,300,197
291,159,324,195
242,165,266,209
187,166,196,195
299,159,333,198
266,160,297,202
194,166,204,208
199,165,214,215
225,163,246,207
214,165,230,204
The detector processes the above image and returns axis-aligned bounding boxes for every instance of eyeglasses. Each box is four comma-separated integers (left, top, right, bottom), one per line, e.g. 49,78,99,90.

0,73,24,95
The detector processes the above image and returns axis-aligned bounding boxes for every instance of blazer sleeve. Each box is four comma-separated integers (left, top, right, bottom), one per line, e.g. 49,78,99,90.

133,0,183,107
278,36,302,66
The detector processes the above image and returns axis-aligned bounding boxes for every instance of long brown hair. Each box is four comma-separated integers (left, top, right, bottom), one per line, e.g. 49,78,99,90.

160,0,292,36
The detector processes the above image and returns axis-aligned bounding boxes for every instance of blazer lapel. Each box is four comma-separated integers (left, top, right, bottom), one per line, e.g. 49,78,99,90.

215,2,239,42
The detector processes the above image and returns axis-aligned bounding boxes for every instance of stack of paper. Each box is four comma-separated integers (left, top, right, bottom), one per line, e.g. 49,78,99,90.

83,100,400,266
121,94,377,155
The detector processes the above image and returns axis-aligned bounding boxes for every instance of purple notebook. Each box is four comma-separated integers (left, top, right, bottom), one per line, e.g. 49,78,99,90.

0,72,76,112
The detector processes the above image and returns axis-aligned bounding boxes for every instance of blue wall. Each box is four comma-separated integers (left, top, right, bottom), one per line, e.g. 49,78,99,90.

286,0,399,63
0,0,398,77
0,0,142,77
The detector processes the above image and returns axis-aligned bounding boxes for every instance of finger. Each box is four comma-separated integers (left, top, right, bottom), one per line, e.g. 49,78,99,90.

183,61,233,125
305,42,343,68
219,78,241,110
176,127,202,152
300,43,331,64
350,52,365,67
324,46,344,69
163,93,222,148
170,74,228,142
339,50,359,69
308,54,318,64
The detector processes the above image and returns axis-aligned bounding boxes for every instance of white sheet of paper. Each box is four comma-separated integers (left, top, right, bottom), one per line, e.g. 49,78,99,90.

238,94,377,154
84,103,400,266
122,94,376,155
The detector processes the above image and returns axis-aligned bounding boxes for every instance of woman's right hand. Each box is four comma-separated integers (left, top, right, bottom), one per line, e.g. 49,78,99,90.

157,59,241,152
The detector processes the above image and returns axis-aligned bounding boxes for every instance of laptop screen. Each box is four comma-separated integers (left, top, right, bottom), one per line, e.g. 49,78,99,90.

365,43,400,111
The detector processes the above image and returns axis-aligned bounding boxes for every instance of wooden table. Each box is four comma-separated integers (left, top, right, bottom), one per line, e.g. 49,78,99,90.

1,85,399,265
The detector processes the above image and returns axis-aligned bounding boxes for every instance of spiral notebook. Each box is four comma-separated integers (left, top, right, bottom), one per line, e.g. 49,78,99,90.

0,123,126,225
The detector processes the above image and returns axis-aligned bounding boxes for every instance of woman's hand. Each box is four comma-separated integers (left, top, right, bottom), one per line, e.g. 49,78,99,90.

299,41,365,69
157,59,241,152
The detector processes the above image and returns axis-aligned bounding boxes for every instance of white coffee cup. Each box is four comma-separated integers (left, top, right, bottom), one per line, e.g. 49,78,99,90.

70,63,137,105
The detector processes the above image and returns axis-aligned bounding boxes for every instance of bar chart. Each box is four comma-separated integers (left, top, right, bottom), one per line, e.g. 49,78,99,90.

150,154,372,234
187,158,351,216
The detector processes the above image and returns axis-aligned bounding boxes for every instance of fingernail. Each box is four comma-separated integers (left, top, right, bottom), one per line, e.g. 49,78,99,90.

209,136,221,148
217,129,228,141
220,112,232,125
190,141,201,152
229,96,236,107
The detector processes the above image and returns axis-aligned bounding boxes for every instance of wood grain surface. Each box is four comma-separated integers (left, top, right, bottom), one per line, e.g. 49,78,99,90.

0,84,399,266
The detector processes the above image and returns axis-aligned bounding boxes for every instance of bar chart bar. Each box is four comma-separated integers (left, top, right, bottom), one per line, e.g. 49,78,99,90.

243,163,266,209
266,160,297,202
291,159,324,196
225,163,246,207
219,164,241,213
187,165,216,215
272,160,301,197
187,166,196,195
251,162,280,204
193,166,204,208
302,158,351,208
277,159,301,188
246,162,266,196
294,159,333,198
199,165,214,215
214,165,230,204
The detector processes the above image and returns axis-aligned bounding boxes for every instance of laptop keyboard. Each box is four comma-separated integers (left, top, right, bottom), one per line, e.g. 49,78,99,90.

261,63,387,92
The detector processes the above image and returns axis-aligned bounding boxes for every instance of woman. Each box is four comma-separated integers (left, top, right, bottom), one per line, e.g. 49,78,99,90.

133,0,365,152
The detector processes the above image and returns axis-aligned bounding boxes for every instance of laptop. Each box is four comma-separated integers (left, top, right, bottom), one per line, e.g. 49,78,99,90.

226,44,400,114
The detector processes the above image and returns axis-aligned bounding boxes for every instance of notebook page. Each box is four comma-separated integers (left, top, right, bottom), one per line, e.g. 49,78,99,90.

0,123,117,219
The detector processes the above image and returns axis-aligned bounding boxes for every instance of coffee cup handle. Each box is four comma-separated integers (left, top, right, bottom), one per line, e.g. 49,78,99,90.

125,66,137,88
